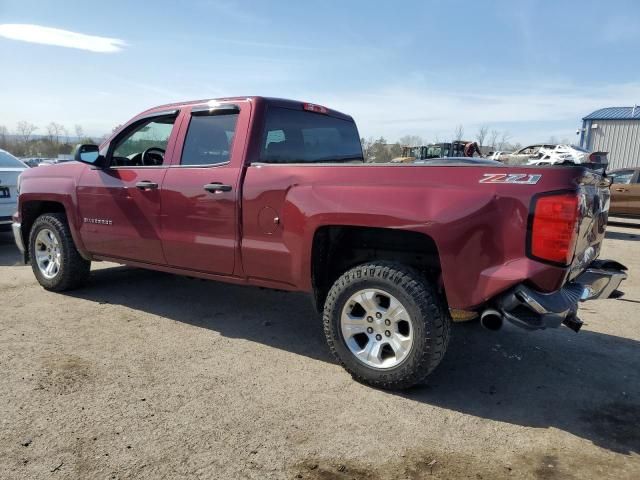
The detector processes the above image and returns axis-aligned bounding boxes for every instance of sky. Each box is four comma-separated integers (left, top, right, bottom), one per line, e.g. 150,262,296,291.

1,0,640,145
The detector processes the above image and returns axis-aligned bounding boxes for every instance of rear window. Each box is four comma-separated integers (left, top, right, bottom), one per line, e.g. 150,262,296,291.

0,150,25,168
261,107,363,163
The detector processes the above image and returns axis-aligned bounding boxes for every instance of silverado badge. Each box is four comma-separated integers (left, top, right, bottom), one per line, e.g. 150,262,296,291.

84,217,113,225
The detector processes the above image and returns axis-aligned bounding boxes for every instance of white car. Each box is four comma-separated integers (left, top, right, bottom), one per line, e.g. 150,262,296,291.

0,149,28,232
498,144,605,166
526,144,594,166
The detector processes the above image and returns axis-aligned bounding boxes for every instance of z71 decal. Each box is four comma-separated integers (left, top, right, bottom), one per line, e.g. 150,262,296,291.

479,173,542,185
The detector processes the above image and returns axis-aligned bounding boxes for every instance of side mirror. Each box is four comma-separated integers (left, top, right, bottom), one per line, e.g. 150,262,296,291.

74,144,106,167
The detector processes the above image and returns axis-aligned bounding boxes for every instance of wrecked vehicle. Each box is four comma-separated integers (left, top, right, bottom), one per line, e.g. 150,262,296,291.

497,144,607,166
11,97,627,389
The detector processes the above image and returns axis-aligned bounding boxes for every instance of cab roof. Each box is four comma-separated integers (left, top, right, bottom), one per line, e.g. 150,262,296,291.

141,96,354,121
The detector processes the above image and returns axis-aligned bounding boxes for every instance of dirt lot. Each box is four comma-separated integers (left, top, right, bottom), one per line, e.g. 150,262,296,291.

1,223,639,480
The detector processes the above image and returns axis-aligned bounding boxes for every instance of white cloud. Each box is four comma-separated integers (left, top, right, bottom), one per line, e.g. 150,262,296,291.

0,24,126,53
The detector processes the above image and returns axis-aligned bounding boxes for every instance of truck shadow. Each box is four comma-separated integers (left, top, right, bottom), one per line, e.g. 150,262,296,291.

68,265,640,457
605,230,640,242
0,232,22,266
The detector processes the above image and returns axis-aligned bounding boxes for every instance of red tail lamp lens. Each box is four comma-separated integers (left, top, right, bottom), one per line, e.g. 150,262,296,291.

530,193,580,265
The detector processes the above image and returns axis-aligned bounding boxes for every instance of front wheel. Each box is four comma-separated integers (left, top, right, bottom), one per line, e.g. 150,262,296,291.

29,213,90,291
323,262,450,390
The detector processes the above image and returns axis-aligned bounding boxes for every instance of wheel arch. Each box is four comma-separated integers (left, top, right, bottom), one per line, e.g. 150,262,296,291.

20,199,89,262
310,225,443,313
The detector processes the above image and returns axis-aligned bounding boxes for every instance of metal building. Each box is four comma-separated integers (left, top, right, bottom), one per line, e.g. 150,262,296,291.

579,106,640,170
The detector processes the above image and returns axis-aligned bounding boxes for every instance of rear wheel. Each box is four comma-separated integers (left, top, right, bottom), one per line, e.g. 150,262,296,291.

29,213,90,291
323,262,450,390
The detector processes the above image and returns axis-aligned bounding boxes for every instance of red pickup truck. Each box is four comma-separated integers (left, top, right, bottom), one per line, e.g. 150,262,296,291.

12,97,627,389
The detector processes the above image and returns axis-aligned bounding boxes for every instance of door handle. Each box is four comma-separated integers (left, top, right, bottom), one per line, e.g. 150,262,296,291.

136,181,159,190
614,188,628,192
204,182,232,193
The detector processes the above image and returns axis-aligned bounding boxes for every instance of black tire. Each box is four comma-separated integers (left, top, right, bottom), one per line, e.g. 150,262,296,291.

29,213,90,291
323,262,450,390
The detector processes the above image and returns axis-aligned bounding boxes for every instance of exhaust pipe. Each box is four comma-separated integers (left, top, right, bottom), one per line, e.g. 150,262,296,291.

562,314,583,333
480,309,503,331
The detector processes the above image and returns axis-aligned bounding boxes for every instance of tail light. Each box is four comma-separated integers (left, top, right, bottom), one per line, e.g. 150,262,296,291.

302,103,328,114
529,192,580,265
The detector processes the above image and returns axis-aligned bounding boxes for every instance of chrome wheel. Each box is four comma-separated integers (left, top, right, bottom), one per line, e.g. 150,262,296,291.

340,288,414,369
34,228,61,279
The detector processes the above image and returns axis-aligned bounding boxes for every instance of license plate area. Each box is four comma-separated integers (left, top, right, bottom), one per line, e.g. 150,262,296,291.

0,187,10,198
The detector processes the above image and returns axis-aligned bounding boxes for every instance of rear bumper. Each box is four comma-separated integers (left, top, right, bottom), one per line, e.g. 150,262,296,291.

495,259,627,332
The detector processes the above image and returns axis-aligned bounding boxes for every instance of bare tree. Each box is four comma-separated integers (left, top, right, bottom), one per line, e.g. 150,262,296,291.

498,131,512,150
398,135,424,147
16,121,38,143
46,122,66,144
60,125,69,144
367,137,393,163
453,125,464,142
475,125,489,146
46,123,55,143
488,129,499,149
0,125,7,146
74,124,85,140
548,136,558,144
361,137,374,161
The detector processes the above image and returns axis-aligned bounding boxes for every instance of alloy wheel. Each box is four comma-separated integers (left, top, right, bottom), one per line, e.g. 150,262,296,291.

340,288,414,369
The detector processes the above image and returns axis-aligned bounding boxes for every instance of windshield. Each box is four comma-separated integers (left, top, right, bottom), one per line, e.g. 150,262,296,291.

609,171,634,184
0,150,26,168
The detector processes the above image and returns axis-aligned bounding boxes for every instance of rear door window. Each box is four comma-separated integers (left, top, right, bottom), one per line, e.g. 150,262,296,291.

261,107,363,163
181,112,239,166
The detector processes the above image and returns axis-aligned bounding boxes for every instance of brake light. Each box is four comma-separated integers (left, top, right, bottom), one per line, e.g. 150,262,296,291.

302,103,328,114
529,193,580,265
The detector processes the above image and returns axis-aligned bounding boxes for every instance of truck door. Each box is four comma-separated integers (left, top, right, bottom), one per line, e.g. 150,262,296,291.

609,170,637,215
159,101,250,275
77,110,183,264
628,172,640,215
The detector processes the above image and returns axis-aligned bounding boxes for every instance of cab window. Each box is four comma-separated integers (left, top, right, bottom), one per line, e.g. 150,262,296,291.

180,112,239,166
260,107,363,164
111,114,177,167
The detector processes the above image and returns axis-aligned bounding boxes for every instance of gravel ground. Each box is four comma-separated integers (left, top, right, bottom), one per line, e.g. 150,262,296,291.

0,223,639,479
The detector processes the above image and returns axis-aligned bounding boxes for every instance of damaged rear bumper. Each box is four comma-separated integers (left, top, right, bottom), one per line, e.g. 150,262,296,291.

495,260,627,332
